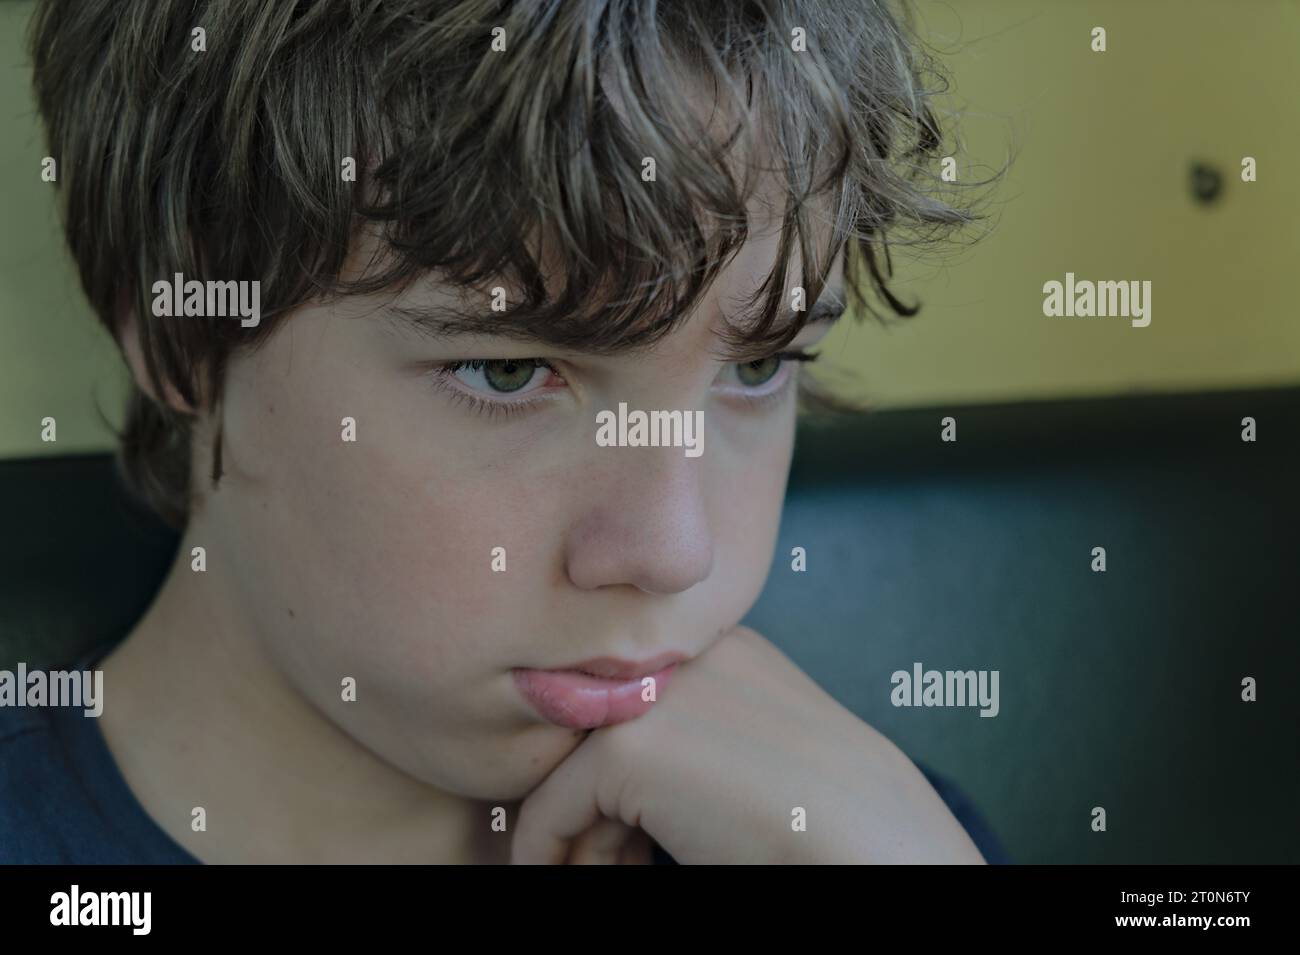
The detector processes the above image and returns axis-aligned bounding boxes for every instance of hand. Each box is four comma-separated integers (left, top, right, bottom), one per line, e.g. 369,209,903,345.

559,816,654,865
511,625,987,864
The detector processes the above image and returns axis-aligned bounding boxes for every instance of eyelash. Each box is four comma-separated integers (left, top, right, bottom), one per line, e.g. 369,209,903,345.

426,352,819,421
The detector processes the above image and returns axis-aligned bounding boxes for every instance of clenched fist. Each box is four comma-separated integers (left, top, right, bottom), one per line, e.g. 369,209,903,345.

511,626,987,864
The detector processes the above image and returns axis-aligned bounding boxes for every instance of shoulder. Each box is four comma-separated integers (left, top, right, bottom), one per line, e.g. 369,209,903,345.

916,762,1012,864
0,704,88,863
0,700,196,864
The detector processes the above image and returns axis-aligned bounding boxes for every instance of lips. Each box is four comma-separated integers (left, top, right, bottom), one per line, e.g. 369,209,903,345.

512,653,687,729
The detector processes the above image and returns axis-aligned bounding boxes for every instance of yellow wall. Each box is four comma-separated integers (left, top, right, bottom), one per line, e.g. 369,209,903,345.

1,0,1297,458
819,0,1300,406
0,1,131,458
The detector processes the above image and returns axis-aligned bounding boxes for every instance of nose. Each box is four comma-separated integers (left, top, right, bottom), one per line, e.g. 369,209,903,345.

564,447,713,595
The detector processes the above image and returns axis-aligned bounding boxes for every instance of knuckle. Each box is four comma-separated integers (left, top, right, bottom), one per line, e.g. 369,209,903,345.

590,725,647,819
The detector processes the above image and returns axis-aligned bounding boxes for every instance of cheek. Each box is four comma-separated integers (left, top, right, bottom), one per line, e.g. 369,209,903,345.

706,404,797,612
211,338,552,674
339,453,555,629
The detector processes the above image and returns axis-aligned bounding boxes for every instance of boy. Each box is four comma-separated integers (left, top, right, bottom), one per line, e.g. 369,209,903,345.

4,0,1004,864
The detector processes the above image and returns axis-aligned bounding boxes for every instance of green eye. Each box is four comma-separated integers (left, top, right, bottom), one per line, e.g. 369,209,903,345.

478,359,540,392
736,356,782,387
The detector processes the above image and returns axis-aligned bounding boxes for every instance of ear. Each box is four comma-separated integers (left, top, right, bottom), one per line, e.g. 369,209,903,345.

117,297,199,415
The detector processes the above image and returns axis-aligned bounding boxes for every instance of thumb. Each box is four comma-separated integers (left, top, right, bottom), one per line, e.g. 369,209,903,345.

566,817,644,865
511,733,633,864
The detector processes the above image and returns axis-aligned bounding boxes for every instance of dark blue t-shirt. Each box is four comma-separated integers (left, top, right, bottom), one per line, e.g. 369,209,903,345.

1,641,1010,864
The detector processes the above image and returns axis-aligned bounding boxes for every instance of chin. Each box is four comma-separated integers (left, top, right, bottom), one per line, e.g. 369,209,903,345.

422,725,588,802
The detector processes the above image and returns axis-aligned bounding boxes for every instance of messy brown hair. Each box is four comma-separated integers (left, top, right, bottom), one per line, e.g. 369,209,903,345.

29,0,979,528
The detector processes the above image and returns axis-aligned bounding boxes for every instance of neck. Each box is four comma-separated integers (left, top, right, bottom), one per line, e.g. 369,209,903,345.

97,525,514,864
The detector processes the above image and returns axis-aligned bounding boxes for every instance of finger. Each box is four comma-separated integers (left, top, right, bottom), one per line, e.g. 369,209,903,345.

565,817,638,865
512,734,625,865
617,827,654,865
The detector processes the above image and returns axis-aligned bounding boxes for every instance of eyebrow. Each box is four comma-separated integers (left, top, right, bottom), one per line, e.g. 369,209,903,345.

792,296,847,330
381,290,847,353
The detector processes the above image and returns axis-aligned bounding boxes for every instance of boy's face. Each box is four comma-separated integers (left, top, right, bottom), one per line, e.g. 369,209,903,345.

195,208,842,802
